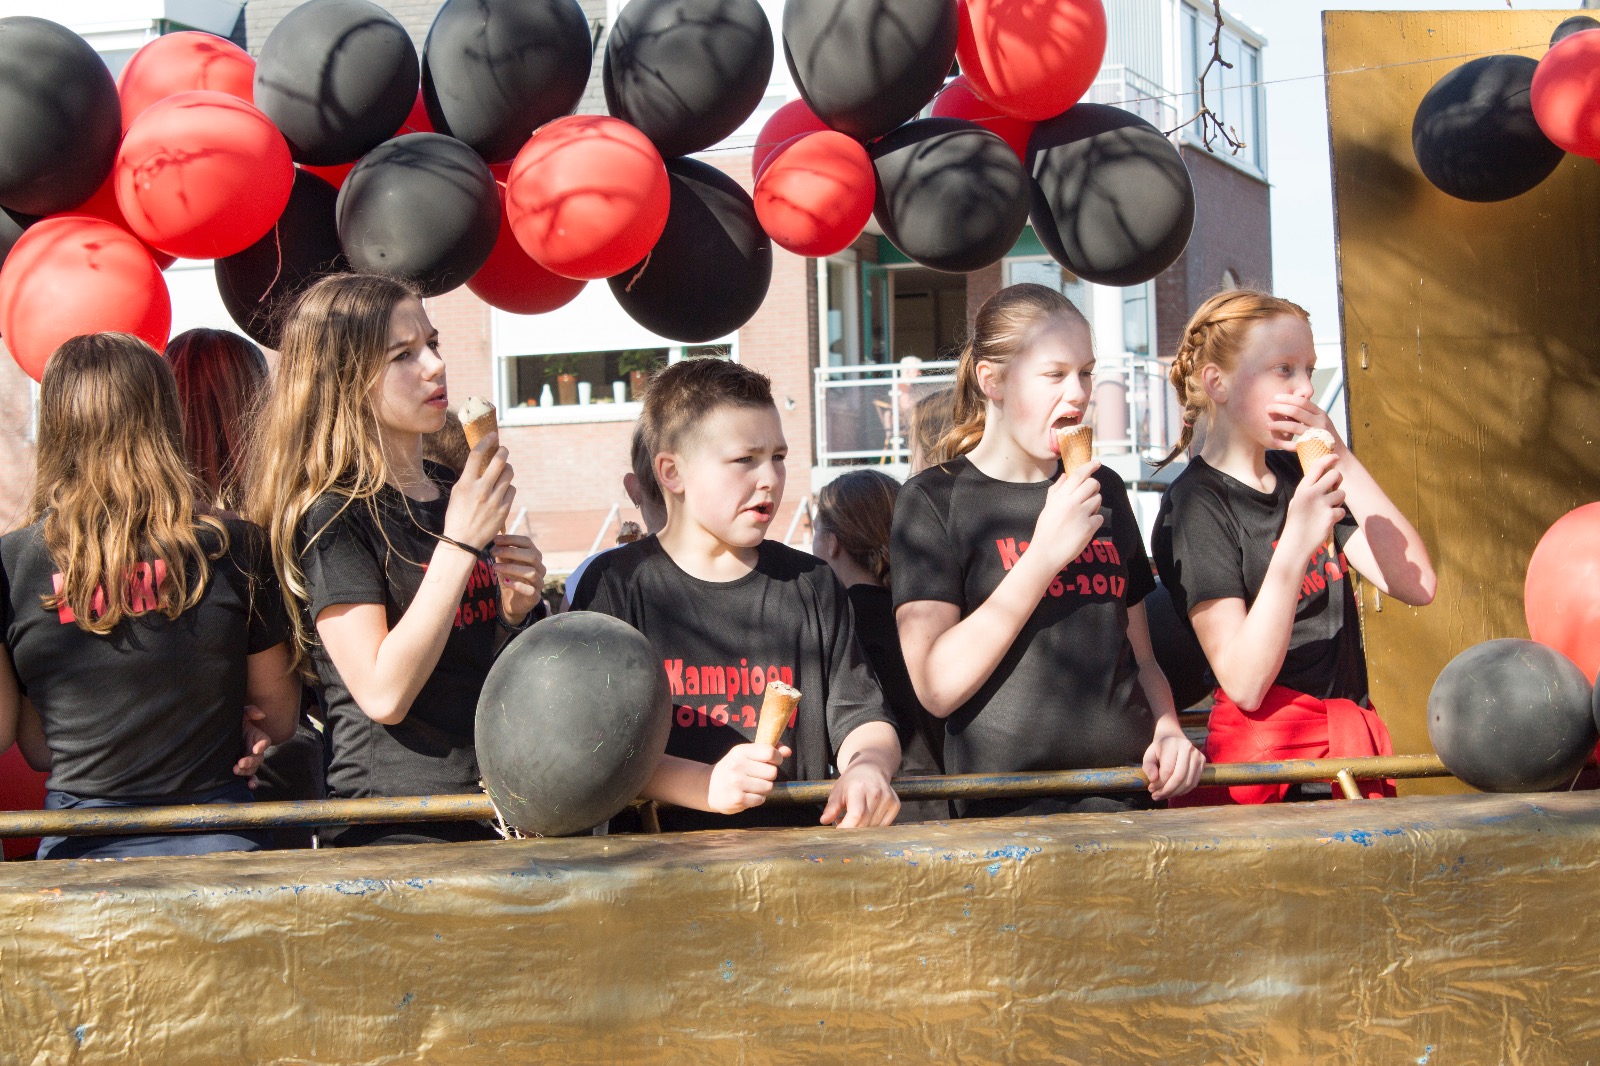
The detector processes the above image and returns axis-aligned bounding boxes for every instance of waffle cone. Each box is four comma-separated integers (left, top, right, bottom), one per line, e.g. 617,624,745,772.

1294,436,1333,474
1057,424,1094,475
463,408,498,450
755,681,800,748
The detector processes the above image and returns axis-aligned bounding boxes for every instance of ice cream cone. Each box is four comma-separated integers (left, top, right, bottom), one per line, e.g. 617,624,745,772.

1057,423,1094,475
458,396,497,450
1294,430,1338,563
755,681,800,748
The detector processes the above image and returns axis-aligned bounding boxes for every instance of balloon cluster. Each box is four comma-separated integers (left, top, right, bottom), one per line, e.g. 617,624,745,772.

0,0,1201,373
1412,18,1600,203
1428,501,1600,793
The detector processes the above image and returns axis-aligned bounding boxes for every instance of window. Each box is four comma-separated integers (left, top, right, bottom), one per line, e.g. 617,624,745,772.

1121,283,1151,357
1006,258,1093,324
1180,2,1266,174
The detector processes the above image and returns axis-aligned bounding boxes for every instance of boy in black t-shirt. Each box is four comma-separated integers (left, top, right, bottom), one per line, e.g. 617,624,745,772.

571,359,901,831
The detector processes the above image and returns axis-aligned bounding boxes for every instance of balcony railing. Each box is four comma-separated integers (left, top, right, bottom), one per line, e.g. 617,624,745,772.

813,352,1188,478
1085,65,1179,133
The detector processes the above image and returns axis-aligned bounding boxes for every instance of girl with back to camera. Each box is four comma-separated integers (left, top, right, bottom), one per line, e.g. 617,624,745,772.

0,333,299,859
249,274,547,846
892,284,1205,818
1151,291,1435,804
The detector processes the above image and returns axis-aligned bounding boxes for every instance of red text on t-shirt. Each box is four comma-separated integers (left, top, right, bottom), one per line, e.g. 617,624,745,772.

50,561,169,624
1270,538,1349,602
665,658,797,731
994,537,1127,601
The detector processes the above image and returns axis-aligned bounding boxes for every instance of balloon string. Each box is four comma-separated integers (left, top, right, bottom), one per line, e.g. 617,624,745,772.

623,251,652,293
264,222,284,303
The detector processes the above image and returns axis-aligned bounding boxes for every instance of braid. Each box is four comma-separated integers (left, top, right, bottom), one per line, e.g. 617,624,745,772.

1155,289,1311,469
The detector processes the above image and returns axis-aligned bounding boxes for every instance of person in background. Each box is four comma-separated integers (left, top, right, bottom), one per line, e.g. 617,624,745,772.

1,332,298,860
1152,290,1435,804
561,425,669,611
164,328,268,514
813,469,948,821
909,386,957,474
249,274,546,847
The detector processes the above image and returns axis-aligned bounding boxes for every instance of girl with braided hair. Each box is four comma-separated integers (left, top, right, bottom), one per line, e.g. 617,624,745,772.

891,284,1205,819
1151,291,1435,804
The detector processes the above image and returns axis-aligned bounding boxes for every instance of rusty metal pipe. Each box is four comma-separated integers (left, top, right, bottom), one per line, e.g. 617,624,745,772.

0,755,1451,839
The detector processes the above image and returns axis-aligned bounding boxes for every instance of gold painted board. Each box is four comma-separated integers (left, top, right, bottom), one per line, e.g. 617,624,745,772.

1326,11,1600,793
3,794,1600,1063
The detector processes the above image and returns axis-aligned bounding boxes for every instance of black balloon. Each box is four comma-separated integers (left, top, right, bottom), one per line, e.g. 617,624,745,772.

783,0,958,141
422,0,593,163
1144,580,1212,711
216,170,348,349
870,118,1029,274
255,0,420,166
1028,104,1196,287
1411,54,1564,203
604,0,773,159
608,157,771,343
1428,639,1596,793
478,612,673,837
0,17,120,216
336,133,499,298
1552,16,1600,46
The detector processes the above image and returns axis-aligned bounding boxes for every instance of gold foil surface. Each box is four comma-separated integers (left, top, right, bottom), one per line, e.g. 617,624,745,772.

1325,10,1600,794
3,793,1600,1063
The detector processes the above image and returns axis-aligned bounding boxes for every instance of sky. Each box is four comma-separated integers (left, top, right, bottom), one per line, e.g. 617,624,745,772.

1217,0,1577,340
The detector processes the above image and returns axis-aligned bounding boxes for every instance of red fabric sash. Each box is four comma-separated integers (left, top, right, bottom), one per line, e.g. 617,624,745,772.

1174,685,1397,806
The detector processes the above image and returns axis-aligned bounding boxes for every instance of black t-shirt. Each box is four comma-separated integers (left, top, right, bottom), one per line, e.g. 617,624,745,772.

1,517,288,799
298,462,500,803
570,536,893,832
846,584,943,776
1151,452,1367,704
890,457,1157,816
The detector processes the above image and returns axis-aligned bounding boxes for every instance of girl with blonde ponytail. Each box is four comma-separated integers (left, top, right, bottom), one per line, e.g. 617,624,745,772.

891,284,1205,819
1151,290,1435,805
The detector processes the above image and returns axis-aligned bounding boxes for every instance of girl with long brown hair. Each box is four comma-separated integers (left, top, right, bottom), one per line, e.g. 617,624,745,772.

164,327,267,512
248,274,546,847
0,333,299,859
891,284,1204,819
1151,290,1434,804
813,469,946,819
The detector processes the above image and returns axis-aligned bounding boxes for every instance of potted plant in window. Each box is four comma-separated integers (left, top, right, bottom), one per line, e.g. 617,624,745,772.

618,349,660,402
545,354,581,406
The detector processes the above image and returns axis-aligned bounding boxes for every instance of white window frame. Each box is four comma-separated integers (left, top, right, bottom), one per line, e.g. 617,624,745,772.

494,338,741,428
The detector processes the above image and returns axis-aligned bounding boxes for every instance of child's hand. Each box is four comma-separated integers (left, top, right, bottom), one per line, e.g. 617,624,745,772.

444,432,515,550
1281,453,1344,563
706,743,790,815
820,758,900,828
1142,728,1205,801
1267,394,1343,450
492,534,546,624
1028,460,1104,573
233,705,272,790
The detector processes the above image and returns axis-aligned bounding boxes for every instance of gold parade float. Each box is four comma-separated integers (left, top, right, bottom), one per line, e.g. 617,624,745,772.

5,9,1600,1065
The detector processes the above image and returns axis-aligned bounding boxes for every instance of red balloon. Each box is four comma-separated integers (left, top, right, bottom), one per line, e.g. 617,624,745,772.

932,75,1036,160
754,131,875,258
957,0,1106,121
116,90,295,260
0,216,171,381
1526,501,1600,681
506,116,671,281
1532,30,1600,159
0,745,46,861
69,173,177,270
753,99,830,179
468,183,587,314
116,30,255,131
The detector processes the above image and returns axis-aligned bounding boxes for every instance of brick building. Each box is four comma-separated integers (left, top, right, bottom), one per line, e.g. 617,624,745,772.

0,0,1273,570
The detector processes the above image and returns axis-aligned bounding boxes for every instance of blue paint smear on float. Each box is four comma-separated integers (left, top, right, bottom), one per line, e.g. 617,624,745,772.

397,993,414,1011
71,1025,87,1045
1324,827,1407,847
1417,1044,1434,1064
720,960,735,983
